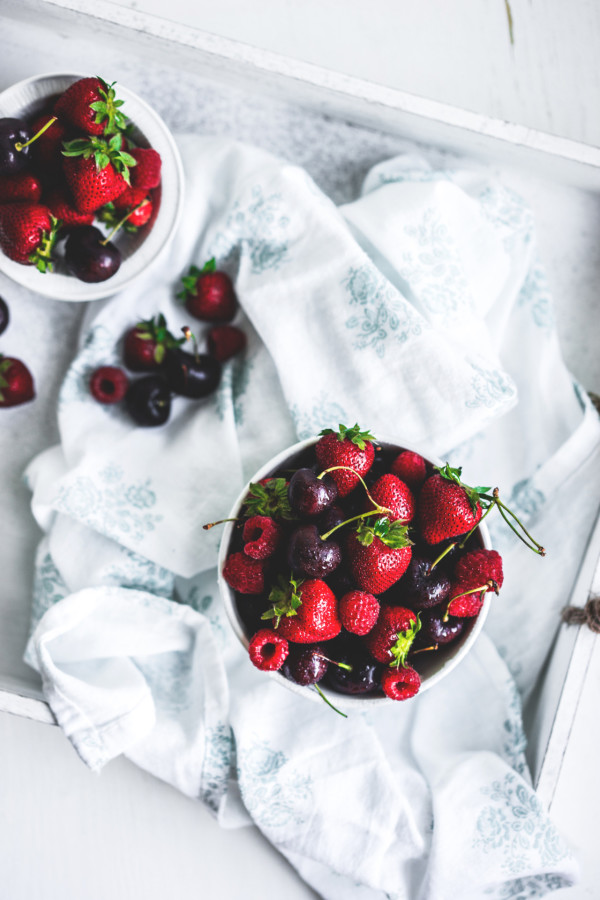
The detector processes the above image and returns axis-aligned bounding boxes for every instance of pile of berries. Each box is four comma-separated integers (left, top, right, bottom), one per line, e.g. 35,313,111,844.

89,259,246,425
0,76,162,283
0,295,34,408
217,424,545,708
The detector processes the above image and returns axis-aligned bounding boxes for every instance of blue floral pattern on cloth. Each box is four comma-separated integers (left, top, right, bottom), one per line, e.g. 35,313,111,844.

373,168,453,187
134,649,194,715
344,263,423,357
474,774,568,875
30,551,68,636
208,184,290,274
465,361,517,410
178,585,229,650
58,324,119,410
517,261,555,331
289,392,348,440
399,206,474,317
507,478,546,522
103,548,175,598
55,464,163,543
237,740,313,829
214,354,254,425
478,185,534,252
501,681,529,779
201,723,235,815
483,873,572,899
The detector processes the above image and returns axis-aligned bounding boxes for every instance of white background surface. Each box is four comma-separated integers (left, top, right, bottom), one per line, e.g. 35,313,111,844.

1,2,599,898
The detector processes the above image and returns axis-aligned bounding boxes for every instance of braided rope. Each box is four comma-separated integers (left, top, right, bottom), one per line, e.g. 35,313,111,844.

561,595,600,634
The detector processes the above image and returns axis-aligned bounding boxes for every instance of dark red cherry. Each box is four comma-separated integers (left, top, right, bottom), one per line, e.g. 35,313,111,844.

65,226,121,283
163,348,221,399
288,468,338,517
0,117,31,175
418,609,465,645
0,296,9,336
325,649,382,695
282,644,329,686
398,554,451,609
287,523,341,578
125,375,171,427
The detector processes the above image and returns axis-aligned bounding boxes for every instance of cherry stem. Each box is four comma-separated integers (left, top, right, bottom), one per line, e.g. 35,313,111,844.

101,200,145,245
494,495,546,555
317,465,393,541
15,116,57,151
427,542,457,573
411,644,439,655
202,517,239,531
319,655,353,672
182,326,199,362
314,683,347,718
443,581,495,622
320,508,389,542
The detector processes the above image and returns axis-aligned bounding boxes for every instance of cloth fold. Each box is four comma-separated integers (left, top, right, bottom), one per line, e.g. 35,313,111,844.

23,134,600,900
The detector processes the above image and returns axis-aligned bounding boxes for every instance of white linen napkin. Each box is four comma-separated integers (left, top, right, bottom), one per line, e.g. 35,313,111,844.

24,135,600,900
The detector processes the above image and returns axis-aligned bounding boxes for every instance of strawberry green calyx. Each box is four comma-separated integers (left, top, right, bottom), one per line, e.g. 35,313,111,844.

243,478,294,520
28,214,60,273
97,199,148,234
177,259,217,303
0,356,10,402
389,616,421,668
434,463,491,516
135,313,184,364
262,574,303,627
319,423,375,450
62,134,137,183
89,77,128,135
356,516,412,549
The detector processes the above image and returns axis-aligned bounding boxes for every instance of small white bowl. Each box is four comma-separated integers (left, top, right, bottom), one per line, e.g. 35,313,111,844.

218,435,492,710
0,73,184,301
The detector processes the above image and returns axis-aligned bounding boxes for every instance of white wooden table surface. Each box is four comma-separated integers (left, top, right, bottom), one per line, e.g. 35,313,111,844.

2,3,600,898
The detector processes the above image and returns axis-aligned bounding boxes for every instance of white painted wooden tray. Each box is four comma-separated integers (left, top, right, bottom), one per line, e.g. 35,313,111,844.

1,0,599,810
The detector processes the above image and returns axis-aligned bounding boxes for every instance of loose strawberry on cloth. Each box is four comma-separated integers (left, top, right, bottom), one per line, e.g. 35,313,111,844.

21,136,600,900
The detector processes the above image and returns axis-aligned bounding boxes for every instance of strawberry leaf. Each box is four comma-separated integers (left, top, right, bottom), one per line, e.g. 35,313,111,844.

243,478,294,520
319,423,375,449
262,574,304,627
356,517,412,549
434,463,490,514
202,258,217,273
389,615,421,668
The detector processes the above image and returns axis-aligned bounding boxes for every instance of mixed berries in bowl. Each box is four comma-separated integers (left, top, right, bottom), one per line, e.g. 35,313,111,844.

215,425,544,712
0,73,183,300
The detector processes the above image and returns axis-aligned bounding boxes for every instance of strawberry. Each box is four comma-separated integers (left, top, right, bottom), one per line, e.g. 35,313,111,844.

54,77,128,136
390,450,427,489
0,172,42,203
0,355,35,407
45,186,94,227
364,473,415,523
98,195,152,232
263,576,341,643
62,134,135,213
123,314,183,371
347,517,412,594
129,147,161,190
242,478,293,520
315,423,375,497
0,203,59,271
178,259,238,322
223,551,266,594
380,665,421,701
445,549,504,618
339,590,380,636
418,464,488,545
248,629,289,671
208,325,247,362
242,515,281,560
365,605,420,666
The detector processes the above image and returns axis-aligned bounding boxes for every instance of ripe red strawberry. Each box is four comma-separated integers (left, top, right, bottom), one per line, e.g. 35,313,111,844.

347,517,412,594
339,590,380,636
315,423,375,497
123,314,183,371
445,548,504,618
390,450,427,489
248,629,289,671
222,551,266,594
0,172,42,203
129,147,161,190
63,154,128,213
0,355,35,407
365,605,420,666
418,464,488,545
0,203,59,271
89,366,129,404
178,259,238,322
54,77,128,136
208,325,247,362
242,515,281,560
263,576,341,643
45,186,94,227
364,473,415,523
380,665,421,700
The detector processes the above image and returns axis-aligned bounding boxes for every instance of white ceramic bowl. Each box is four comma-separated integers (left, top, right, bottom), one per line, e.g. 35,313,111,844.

0,73,184,301
218,435,492,710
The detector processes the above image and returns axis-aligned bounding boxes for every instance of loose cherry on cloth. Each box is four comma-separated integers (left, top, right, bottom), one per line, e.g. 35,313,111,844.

21,136,596,900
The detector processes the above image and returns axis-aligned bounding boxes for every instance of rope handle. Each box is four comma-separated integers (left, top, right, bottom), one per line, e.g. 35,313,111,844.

561,595,600,634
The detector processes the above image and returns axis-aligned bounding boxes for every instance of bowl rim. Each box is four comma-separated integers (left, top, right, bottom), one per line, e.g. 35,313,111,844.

0,71,184,301
218,434,492,710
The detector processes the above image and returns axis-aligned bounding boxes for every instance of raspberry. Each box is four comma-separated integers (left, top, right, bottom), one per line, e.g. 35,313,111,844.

222,551,266,594
339,590,380,636
390,451,427,489
208,325,247,362
242,515,281,560
89,366,129,404
380,665,421,700
130,147,162,190
454,548,504,590
248,629,289,671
